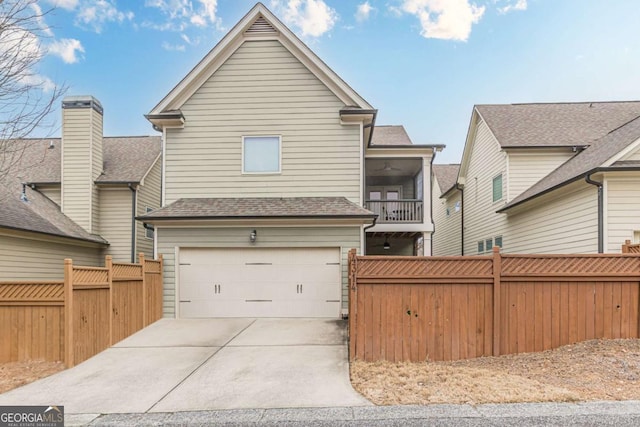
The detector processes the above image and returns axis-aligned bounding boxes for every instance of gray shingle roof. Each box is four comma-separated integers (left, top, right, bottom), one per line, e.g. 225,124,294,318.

139,197,375,220
11,136,161,184
433,164,460,195
0,184,108,244
501,115,640,211
477,102,640,148
370,125,413,146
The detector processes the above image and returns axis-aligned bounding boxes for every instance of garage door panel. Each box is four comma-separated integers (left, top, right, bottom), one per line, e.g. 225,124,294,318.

179,247,342,318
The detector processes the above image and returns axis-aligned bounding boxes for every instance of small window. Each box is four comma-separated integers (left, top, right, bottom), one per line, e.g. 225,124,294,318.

243,136,281,173
477,240,485,254
446,207,450,217
492,174,503,202
454,201,461,212
145,207,154,239
495,236,503,248
485,238,493,252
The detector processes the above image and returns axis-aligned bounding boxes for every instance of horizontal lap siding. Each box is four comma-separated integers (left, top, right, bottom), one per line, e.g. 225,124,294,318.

507,150,574,200
99,189,132,262
464,120,508,255
506,181,598,253
136,159,162,258
606,176,640,253
432,176,462,256
165,40,360,204
0,234,102,281
157,226,361,317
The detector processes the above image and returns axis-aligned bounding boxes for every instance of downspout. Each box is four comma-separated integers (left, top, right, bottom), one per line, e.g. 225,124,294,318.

585,173,603,253
456,183,464,256
429,154,436,257
128,183,137,263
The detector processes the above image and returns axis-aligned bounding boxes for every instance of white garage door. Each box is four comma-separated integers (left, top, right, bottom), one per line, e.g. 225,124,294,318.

178,247,342,318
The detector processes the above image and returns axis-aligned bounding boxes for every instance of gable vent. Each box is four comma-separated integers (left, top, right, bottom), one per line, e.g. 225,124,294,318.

245,16,277,35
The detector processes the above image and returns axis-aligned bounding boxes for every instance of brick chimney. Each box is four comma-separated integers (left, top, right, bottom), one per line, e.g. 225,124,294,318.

61,96,103,234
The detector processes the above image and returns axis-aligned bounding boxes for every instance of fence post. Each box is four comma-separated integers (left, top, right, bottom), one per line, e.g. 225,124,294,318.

348,248,357,361
63,259,74,368
623,240,631,253
492,247,502,356
139,253,148,327
105,256,114,345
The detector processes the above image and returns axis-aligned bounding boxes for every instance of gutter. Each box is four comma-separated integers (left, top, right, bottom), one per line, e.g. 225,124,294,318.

585,173,603,253
128,183,137,263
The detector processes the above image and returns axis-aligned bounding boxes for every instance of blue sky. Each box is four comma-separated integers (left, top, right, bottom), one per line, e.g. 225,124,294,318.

31,0,640,163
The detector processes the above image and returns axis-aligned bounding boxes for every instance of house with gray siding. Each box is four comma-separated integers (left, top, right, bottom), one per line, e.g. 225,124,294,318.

434,101,640,256
0,96,162,280
140,3,442,319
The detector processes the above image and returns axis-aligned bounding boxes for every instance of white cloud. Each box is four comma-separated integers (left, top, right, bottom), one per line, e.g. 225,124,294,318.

48,38,84,63
271,0,338,37
18,74,56,93
47,0,79,10
31,3,54,36
161,41,186,51
144,0,221,31
498,0,527,14
75,0,134,33
356,2,374,23
399,0,485,41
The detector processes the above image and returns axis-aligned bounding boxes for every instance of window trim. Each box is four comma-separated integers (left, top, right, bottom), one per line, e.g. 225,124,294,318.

242,135,282,174
477,240,485,254
144,207,154,240
492,173,503,203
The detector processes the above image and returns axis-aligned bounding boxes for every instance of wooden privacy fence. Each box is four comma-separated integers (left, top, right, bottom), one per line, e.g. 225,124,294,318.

348,247,640,363
0,254,163,367
623,240,640,254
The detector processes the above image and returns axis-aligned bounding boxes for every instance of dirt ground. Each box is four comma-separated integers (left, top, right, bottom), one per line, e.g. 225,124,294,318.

351,339,640,405
0,361,65,394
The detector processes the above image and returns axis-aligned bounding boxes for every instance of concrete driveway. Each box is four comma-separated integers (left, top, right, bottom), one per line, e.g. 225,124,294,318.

0,318,371,415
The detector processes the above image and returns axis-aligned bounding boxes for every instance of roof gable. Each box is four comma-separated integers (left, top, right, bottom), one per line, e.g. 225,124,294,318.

148,3,372,118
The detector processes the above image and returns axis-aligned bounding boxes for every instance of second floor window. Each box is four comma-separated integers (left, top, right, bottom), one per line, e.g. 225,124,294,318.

492,174,503,202
243,136,281,173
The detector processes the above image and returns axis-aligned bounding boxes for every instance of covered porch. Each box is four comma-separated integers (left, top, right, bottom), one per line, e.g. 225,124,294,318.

365,232,425,256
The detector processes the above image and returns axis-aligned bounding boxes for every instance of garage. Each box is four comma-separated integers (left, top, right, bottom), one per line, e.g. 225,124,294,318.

178,247,342,318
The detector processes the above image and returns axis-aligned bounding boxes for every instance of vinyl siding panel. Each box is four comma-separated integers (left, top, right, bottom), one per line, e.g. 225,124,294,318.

605,175,640,253
506,181,598,254
463,120,508,255
99,189,132,262
61,107,102,234
136,159,161,259
0,234,102,280
621,146,640,161
157,226,361,317
164,40,360,204
507,149,575,200
432,175,462,256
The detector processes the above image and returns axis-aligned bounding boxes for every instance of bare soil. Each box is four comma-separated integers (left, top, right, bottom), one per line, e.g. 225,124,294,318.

351,339,640,405
0,361,65,394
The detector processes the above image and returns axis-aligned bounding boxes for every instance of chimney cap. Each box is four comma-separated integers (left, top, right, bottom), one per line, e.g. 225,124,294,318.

62,95,103,115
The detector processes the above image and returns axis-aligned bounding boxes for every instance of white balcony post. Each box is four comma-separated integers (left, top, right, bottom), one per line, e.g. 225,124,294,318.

422,155,430,227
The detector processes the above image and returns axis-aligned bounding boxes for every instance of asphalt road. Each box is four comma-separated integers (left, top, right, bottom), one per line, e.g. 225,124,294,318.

68,401,640,426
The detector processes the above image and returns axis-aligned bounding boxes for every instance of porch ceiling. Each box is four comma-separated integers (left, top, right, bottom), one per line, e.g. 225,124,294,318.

368,232,422,239
365,158,421,177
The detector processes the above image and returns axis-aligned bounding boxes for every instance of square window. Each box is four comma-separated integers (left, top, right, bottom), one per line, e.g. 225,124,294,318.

485,238,493,251
243,136,281,173
477,240,484,254
492,174,503,202
495,236,503,248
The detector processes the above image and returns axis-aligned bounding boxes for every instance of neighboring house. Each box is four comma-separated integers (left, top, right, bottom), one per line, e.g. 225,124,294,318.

0,96,162,280
435,101,640,256
432,164,461,256
140,3,442,319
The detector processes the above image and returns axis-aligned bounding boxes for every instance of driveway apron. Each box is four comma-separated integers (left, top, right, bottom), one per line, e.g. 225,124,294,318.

0,318,370,414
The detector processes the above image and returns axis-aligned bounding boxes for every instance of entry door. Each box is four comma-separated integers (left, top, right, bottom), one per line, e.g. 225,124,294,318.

178,247,342,318
369,186,402,219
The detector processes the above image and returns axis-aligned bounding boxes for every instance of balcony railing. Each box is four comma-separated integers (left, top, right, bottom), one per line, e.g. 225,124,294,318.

365,199,423,223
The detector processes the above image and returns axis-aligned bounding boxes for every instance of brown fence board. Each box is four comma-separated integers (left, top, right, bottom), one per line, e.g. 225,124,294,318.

349,248,640,362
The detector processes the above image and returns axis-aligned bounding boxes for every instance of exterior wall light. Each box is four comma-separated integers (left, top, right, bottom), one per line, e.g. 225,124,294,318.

250,229,257,242
383,239,391,250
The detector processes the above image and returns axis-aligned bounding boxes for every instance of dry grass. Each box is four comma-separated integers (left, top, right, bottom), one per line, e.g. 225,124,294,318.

351,339,640,405
0,361,65,394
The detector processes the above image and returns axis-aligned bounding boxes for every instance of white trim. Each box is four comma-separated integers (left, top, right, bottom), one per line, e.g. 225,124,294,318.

161,127,166,206
175,245,180,319
139,153,162,187
602,177,609,252
241,135,282,174
359,122,364,206
602,136,640,167
153,227,158,259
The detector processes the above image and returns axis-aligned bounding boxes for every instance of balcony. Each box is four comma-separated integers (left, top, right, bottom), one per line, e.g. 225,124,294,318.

365,199,423,223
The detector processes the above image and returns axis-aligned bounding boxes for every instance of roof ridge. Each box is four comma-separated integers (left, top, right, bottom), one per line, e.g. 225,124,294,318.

477,100,640,107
